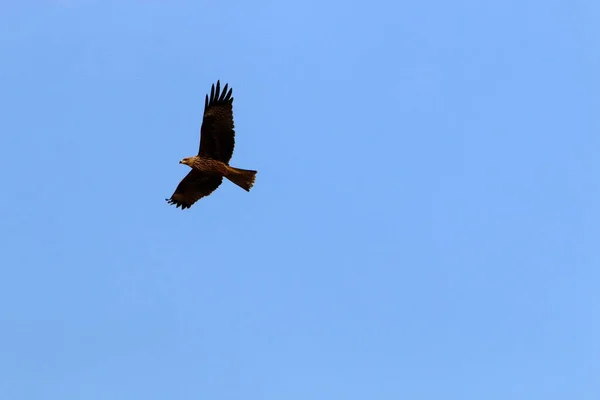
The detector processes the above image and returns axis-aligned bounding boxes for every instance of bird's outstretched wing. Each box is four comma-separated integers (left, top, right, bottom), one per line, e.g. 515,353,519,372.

166,170,223,209
198,80,235,163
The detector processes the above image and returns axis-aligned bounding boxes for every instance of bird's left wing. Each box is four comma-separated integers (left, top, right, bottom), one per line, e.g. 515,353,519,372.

166,170,223,209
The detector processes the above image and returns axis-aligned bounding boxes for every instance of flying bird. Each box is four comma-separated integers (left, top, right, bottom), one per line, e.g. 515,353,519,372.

166,80,257,209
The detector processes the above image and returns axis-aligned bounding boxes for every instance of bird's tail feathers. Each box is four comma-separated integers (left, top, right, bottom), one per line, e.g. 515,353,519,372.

225,166,257,191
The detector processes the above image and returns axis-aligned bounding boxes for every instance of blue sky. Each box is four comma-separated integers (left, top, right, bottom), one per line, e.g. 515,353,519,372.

0,1,598,399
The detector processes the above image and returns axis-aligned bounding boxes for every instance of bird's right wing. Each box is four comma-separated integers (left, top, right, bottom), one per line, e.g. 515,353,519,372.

166,170,223,209
198,80,236,163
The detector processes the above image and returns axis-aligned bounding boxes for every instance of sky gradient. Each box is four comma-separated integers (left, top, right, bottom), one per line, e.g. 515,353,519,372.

1,1,599,399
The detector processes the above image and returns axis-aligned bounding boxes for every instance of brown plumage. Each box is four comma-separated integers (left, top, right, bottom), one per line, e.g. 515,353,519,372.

166,80,257,210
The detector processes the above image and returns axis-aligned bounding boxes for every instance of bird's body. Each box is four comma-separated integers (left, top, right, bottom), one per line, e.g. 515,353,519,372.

184,156,230,176
166,80,257,210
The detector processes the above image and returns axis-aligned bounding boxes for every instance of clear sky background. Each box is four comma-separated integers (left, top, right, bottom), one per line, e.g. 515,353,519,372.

0,1,598,399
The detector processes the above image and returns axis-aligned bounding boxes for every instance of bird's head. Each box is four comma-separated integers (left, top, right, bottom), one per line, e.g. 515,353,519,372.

180,157,193,166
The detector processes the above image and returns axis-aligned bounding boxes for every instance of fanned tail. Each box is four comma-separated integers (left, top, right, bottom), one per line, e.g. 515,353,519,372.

225,166,257,191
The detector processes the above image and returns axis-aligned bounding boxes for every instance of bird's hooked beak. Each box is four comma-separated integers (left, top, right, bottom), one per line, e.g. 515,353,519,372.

179,160,183,164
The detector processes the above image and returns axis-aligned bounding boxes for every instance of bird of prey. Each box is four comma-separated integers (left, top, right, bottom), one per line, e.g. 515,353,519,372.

166,80,257,209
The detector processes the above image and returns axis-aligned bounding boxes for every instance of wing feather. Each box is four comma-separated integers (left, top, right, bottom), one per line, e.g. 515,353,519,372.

198,80,235,163
166,170,223,209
